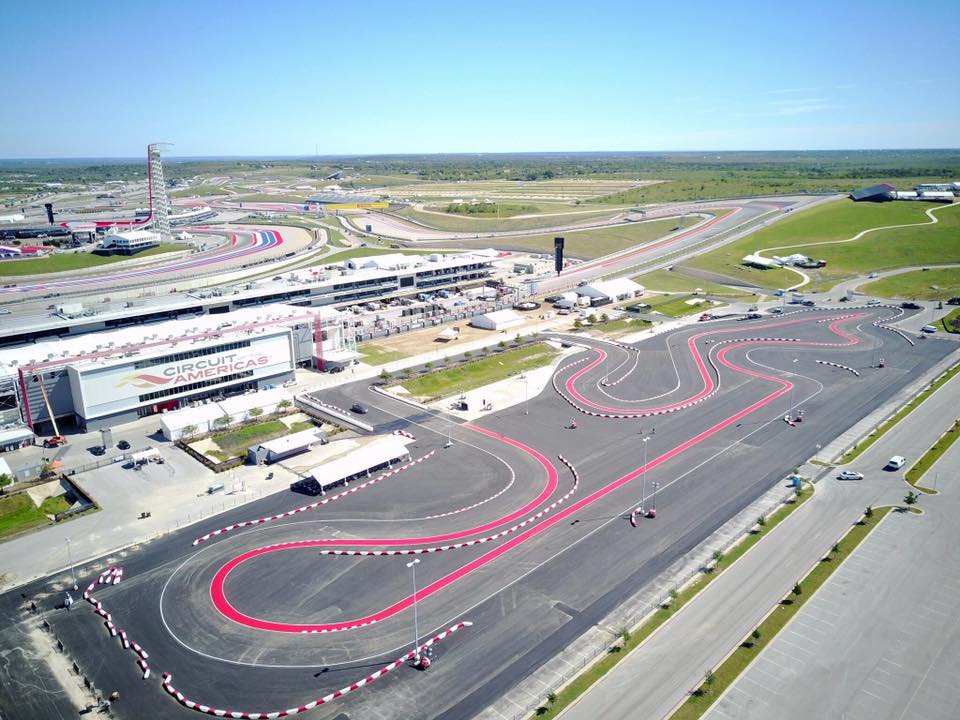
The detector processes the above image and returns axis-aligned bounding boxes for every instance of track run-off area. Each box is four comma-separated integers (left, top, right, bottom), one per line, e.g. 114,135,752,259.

46,305,954,719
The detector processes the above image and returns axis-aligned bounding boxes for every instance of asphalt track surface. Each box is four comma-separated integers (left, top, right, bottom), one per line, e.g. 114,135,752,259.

0,227,286,296
2,306,953,720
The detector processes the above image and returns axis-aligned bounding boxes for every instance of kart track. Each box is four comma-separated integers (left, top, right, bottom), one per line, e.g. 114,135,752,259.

22,306,954,720
0,226,296,296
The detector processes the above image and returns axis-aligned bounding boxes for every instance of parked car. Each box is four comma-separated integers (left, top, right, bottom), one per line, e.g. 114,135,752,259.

921,325,937,333
768,307,783,314
866,299,880,306
350,403,369,414
901,302,922,310
90,445,106,456
947,297,960,306
801,300,816,307
837,470,864,481
117,439,131,450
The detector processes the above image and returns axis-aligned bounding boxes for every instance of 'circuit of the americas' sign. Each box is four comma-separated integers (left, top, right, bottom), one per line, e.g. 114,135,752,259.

118,353,272,389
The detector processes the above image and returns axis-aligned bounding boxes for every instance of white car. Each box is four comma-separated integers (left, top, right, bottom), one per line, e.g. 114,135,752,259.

886,456,906,470
837,470,864,481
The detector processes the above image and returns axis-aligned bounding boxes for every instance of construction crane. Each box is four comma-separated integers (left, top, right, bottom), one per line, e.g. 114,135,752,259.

33,373,65,447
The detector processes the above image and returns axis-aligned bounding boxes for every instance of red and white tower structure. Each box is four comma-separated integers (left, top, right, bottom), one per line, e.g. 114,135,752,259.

147,142,172,243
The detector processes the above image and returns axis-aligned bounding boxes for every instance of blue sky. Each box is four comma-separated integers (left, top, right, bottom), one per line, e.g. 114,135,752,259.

1,0,957,157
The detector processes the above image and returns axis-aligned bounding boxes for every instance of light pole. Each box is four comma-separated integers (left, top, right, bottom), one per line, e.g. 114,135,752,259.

65,537,77,590
641,437,650,512
786,358,798,417
406,559,421,661
523,375,529,415
815,444,822,463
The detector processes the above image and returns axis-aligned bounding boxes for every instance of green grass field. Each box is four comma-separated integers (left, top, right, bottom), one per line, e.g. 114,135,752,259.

647,294,724,317
860,268,960,301
634,269,757,299
0,493,72,541
0,244,183,278
588,317,652,334
358,343,410,366
684,199,960,291
940,307,960,334
399,343,557,401
393,205,627,233
446,215,700,259
211,419,314,458
905,419,959,493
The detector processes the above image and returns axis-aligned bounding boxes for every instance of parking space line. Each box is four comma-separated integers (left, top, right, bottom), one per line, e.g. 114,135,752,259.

859,688,887,702
778,636,815,656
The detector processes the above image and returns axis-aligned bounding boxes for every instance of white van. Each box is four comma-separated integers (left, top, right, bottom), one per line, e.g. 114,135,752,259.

885,456,906,470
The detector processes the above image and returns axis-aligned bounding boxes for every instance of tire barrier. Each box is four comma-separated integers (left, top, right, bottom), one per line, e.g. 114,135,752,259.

192,450,437,546
555,313,866,419
160,622,474,718
319,456,580,558
816,359,860,376
83,565,152,681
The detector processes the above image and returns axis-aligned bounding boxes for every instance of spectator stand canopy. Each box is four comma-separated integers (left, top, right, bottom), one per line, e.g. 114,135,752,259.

296,435,411,494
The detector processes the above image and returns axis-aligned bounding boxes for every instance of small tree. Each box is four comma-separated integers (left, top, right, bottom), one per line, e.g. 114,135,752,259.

711,550,724,570
573,319,583,329
792,581,802,600
601,312,610,323
380,368,391,382
0,473,12,488
750,628,762,648
181,423,198,439
514,333,522,345
498,340,507,350
904,491,919,506
703,669,715,694
248,407,264,419
41,462,56,478
464,350,473,359
621,627,631,644
832,542,841,555
278,399,292,411
424,361,433,369
214,414,232,429
669,588,679,605
546,692,556,706
756,515,767,529
864,505,874,522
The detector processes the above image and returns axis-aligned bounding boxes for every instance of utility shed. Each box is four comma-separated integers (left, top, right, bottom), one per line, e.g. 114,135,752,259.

470,309,524,331
295,435,411,494
247,427,326,465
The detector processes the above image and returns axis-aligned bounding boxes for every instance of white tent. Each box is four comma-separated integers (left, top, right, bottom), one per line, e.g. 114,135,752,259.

471,309,524,331
578,278,644,302
308,435,410,490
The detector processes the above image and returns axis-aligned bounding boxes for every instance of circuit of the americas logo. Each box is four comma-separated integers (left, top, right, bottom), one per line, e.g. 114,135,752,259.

117,354,270,389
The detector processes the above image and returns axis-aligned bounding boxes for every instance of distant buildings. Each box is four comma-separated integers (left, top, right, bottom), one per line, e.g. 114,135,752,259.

851,182,959,203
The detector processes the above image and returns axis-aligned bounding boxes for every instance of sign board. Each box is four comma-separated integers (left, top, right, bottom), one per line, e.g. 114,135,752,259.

554,237,565,275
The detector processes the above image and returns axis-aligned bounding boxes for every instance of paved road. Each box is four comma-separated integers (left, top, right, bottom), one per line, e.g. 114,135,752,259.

559,366,960,720
705,423,960,720
0,309,951,720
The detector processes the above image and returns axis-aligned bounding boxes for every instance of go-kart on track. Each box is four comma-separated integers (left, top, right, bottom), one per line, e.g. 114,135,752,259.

0,227,286,296
41,306,953,720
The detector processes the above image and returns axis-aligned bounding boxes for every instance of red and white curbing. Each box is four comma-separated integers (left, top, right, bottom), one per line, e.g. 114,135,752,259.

192,451,436,546
83,565,152,681
319,456,580,558
816,359,860,376
393,429,416,440
161,622,473,718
